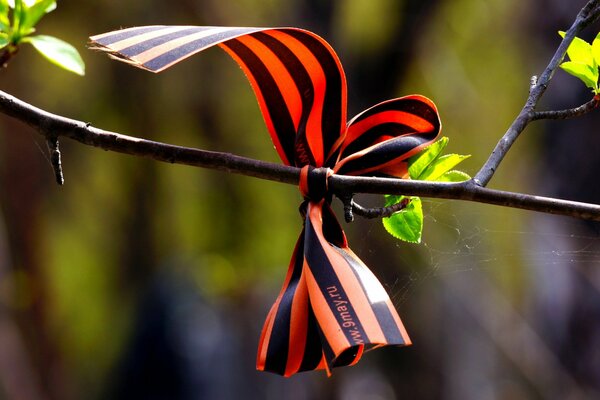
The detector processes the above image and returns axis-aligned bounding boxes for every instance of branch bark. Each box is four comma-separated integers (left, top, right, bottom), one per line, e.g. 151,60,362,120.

1,89,600,222
1,0,600,223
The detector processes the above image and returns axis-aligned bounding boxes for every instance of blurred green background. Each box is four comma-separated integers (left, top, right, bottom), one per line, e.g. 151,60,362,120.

2,0,600,399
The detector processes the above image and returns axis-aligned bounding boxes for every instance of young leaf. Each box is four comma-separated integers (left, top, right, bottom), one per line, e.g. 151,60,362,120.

8,0,38,7
382,196,423,244
22,34,84,75
559,31,595,66
383,136,470,244
13,0,26,36
21,0,56,34
435,170,471,182
559,61,599,90
0,0,9,31
418,153,471,181
592,32,600,68
408,136,449,179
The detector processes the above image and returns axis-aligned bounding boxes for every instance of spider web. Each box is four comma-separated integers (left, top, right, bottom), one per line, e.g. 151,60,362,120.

353,198,600,398
352,198,600,308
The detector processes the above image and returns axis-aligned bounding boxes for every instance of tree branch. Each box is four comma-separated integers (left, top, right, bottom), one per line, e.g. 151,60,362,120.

473,0,600,187
348,198,410,221
0,90,299,185
531,95,600,120
1,89,600,222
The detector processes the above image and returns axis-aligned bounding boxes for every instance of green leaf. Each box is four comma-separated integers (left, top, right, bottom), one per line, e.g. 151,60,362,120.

382,196,423,243
21,0,55,34
0,33,8,49
418,153,471,181
8,0,39,7
559,61,598,90
592,32,600,69
13,0,27,34
22,34,85,75
435,170,471,182
408,136,449,179
385,136,471,244
0,0,9,31
559,31,594,66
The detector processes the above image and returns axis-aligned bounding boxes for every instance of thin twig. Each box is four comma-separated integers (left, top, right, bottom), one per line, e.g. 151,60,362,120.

0,45,18,68
584,4,600,24
351,197,411,219
45,136,64,185
531,95,600,120
339,193,355,222
474,0,600,187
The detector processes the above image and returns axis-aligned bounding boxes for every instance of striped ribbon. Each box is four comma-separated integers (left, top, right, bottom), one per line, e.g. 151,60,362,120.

90,25,442,376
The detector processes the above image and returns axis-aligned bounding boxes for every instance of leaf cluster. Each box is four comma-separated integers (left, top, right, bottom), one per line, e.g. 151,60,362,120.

0,0,84,75
558,31,600,94
382,137,470,243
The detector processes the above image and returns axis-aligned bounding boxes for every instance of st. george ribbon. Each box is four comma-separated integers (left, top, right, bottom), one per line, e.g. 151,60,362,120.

90,26,442,376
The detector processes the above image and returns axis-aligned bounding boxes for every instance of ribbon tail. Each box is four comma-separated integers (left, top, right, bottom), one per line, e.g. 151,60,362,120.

303,200,411,373
256,228,325,376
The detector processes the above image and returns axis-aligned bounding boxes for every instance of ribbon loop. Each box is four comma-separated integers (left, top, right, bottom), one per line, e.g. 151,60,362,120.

299,166,333,201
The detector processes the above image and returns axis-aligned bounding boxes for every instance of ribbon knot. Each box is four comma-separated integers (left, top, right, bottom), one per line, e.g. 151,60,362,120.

299,166,333,201
89,24,442,377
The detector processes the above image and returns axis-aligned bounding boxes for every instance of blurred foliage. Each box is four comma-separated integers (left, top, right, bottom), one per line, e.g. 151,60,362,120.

3,0,599,399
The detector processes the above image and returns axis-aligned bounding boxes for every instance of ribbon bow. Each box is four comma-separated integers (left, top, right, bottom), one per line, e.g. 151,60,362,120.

90,26,442,376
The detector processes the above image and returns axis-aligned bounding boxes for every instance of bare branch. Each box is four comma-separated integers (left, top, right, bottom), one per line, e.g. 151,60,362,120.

45,137,64,185
531,96,600,121
474,0,600,187
351,198,410,220
0,90,300,185
0,89,599,222
329,177,600,222
0,46,18,69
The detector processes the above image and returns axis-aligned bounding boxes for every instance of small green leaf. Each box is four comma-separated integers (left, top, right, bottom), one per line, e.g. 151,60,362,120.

559,61,598,90
21,0,56,34
11,0,29,42
0,33,8,49
418,153,471,181
382,196,423,243
385,136,470,244
22,34,85,75
408,136,449,179
592,32,600,69
0,0,9,31
8,0,39,7
435,170,471,182
559,31,594,66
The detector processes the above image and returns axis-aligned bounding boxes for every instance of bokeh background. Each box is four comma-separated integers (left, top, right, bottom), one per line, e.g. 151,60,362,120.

1,0,600,399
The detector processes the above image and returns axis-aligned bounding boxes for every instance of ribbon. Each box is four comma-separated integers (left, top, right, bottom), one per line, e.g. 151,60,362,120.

90,26,442,376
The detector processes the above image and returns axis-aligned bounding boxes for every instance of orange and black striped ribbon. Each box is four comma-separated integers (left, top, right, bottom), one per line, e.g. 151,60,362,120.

90,26,442,376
